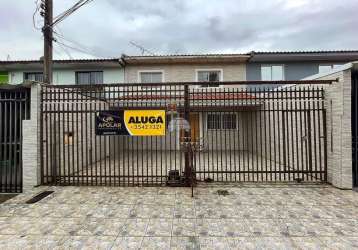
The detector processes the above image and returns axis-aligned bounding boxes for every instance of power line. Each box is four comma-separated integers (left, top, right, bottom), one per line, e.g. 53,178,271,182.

52,0,94,27
54,40,106,58
53,29,93,53
53,27,73,59
129,41,156,56
53,28,115,59
32,0,42,30
54,40,74,59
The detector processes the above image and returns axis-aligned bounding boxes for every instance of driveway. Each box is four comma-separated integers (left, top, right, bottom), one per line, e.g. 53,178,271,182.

70,151,322,186
0,184,357,249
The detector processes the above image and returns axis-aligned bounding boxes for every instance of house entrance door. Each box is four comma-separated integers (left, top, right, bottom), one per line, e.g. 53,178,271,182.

190,113,200,142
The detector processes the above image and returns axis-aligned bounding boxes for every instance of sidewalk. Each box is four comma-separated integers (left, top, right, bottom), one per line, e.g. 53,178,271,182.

0,184,357,249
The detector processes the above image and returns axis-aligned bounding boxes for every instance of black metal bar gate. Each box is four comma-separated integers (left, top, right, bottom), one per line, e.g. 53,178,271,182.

0,86,31,193
40,82,328,186
352,71,358,188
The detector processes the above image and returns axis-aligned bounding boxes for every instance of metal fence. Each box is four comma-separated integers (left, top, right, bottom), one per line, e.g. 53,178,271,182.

0,86,31,193
352,72,358,188
40,81,329,186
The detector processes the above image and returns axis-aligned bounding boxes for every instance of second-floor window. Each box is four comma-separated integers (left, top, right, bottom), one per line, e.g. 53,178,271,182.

139,71,163,83
318,64,342,74
197,70,222,87
24,72,44,82
139,71,163,88
76,71,103,84
261,65,284,81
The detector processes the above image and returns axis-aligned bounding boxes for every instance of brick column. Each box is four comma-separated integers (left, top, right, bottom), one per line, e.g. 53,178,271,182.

319,70,353,189
22,83,41,191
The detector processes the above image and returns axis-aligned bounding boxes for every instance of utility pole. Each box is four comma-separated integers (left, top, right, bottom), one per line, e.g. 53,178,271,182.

43,0,53,84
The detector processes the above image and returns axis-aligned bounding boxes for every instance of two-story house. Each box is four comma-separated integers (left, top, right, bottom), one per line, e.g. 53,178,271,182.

0,58,124,85
246,50,358,81
122,54,250,145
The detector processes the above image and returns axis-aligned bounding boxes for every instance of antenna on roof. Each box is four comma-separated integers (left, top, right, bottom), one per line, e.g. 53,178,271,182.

129,41,156,56
6,55,11,61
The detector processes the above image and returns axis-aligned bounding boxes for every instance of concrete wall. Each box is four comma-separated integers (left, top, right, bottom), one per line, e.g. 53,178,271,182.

9,68,124,85
124,63,246,83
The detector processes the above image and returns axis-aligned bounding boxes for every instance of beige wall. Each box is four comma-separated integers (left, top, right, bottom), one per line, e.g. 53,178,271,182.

313,70,353,189
124,63,246,83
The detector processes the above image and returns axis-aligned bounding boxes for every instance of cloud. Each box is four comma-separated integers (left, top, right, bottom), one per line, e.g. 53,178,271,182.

0,0,357,60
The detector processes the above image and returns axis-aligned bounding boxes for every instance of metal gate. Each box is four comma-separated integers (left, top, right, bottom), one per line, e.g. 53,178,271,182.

352,71,358,188
40,82,328,186
0,86,31,193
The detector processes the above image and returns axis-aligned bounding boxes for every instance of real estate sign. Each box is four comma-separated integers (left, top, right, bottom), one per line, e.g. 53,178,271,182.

95,110,166,136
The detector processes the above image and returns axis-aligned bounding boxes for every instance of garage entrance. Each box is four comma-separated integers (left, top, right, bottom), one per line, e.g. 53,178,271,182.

40,82,328,186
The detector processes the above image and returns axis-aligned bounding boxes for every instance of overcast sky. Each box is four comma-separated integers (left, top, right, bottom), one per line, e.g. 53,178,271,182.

0,0,357,60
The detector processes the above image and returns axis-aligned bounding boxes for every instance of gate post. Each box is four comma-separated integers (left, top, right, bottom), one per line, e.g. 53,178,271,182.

22,83,41,191
183,84,193,186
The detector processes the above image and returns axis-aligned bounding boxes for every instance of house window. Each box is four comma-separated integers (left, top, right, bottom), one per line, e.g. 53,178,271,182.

222,114,237,130
140,72,163,83
261,65,284,81
207,114,221,129
318,64,342,73
24,72,44,82
139,71,163,88
197,70,222,87
76,71,103,84
207,113,237,130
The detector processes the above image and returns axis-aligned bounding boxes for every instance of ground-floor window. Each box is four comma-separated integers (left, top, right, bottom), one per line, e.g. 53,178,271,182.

207,113,237,130
222,113,237,129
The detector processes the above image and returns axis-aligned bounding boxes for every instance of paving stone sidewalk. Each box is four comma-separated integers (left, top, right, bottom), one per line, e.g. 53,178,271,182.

0,184,358,249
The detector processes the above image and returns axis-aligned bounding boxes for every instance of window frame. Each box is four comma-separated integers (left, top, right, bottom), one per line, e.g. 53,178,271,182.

23,72,44,82
206,112,238,131
260,64,285,81
318,64,343,74
75,71,104,85
195,68,223,88
206,113,222,130
222,113,238,130
137,70,165,89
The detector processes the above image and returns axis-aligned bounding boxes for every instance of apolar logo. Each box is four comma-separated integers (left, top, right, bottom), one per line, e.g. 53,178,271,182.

128,116,164,124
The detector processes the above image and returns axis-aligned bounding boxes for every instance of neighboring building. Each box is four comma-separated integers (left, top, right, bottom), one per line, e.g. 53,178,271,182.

0,58,124,85
246,50,358,82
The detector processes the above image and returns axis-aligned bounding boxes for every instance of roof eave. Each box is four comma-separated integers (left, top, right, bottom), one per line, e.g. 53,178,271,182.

123,55,250,65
